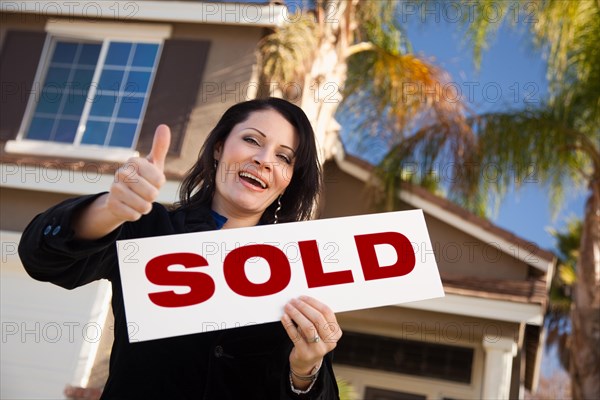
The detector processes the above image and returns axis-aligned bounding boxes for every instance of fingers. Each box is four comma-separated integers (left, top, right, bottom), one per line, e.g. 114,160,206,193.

146,124,171,171
281,296,342,375
281,312,301,344
282,296,342,346
108,163,162,221
285,298,327,342
106,125,170,222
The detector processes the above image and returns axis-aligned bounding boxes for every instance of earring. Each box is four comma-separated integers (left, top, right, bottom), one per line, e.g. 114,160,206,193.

274,194,283,224
214,159,218,169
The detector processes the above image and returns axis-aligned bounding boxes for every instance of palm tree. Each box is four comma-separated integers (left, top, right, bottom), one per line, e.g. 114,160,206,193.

546,218,581,373
256,1,598,398
256,0,470,162
376,1,599,398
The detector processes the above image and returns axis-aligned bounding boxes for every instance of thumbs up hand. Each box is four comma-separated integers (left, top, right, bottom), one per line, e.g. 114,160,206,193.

106,125,171,222
146,124,170,171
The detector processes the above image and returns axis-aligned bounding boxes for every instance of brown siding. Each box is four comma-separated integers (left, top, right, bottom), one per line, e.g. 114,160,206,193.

0,30,47,141
137,39,211,156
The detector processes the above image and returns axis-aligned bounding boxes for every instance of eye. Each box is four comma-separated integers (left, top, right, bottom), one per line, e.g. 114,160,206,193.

278,153,292,164
243,136,260,146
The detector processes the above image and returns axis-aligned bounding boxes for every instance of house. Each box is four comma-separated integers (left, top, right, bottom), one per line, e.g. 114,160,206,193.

0,1,554,399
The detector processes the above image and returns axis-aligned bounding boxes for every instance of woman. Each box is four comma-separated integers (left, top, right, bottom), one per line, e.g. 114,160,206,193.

19,98,342,399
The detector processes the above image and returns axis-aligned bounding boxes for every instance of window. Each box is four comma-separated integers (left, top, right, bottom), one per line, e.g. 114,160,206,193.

23,38,160,149
2,22,210,162
364,387,426,400
335,331,474,383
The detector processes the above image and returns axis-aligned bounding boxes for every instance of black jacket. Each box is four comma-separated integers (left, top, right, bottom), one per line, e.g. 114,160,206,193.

18,193,339,399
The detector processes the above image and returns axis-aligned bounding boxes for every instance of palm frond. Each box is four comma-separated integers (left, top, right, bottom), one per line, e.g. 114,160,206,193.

355,0,411,55
376,98,595,217
344,48,470,140
458,0,521,67
461,0,600,106
257,12,318,89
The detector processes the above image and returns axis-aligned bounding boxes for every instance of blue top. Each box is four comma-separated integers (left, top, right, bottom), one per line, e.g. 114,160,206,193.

210,210,228,230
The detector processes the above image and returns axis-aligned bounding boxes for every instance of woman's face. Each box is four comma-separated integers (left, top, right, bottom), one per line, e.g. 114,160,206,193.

212,109,298,221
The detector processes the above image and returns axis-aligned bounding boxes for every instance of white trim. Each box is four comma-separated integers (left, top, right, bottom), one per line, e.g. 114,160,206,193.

1,1,287,27
45,19,172,41
0,162,180,204
400,293,544,325
5,140,139,163
482,336,518,354
481,336,517,400
72,282,112,388
332,141,554,271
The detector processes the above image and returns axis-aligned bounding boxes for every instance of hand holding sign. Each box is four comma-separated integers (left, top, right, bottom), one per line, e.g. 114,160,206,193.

107,125,170,222
282,296,342,382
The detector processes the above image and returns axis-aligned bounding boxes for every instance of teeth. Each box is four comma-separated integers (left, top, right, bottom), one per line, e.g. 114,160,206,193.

239,171,267,189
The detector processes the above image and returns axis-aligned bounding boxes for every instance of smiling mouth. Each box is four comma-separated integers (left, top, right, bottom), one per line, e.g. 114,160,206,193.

239,171,268,189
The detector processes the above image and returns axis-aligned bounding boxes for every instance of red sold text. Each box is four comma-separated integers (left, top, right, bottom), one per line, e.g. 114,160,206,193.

146,232,416,307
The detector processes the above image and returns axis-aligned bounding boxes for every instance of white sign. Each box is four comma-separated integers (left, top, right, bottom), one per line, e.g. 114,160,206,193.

117,210,444,342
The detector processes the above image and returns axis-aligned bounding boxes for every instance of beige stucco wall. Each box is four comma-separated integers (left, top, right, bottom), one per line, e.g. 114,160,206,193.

321,160,529,281
0,187,73,232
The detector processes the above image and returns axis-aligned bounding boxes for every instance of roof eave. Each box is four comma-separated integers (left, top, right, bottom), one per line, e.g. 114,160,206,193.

0,1,287,28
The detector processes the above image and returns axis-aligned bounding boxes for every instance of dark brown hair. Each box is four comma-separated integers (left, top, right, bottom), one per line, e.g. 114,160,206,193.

176,98,322,223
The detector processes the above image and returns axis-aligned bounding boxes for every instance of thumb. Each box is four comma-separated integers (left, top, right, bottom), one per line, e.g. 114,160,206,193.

147,124,171,171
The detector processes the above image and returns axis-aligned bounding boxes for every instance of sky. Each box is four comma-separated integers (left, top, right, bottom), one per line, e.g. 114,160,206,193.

338,3,587,252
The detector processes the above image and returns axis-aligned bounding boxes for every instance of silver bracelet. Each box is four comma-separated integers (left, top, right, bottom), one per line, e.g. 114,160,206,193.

289,359,322,394
289,370,319,395
290,359,322,381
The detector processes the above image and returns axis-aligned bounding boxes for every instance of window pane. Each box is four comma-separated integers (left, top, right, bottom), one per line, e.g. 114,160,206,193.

90,95,117,117
44,67,70,87
81,121,110,145
54,119,79,143
63,92,87,116
73,68,95,88
118,97,144,119
105,42,132,65
52,42,78,63
125,71,151,93
79,43,101,66
132,43,159,67
26,117,54,140
109,123,137,148
35,89,63,114
98,69,125,92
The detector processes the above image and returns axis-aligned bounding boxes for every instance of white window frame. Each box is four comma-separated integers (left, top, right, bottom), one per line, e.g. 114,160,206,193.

5,20,172,162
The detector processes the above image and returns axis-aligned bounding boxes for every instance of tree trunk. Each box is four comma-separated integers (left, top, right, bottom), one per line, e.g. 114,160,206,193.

299,0,358,162
570,176,600,400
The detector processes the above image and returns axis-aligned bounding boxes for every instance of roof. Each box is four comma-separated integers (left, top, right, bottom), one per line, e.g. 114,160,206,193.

0,1,287,28
332,145,555,270
442,274,548,306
